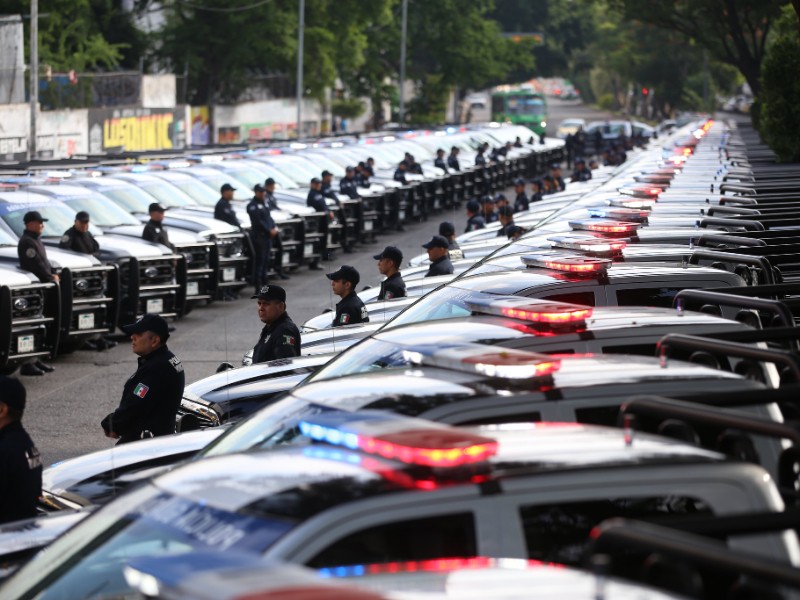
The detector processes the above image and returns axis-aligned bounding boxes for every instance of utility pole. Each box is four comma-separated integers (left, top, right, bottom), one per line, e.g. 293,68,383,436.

296,0,305,139
28,0,38,162
398,0,408,124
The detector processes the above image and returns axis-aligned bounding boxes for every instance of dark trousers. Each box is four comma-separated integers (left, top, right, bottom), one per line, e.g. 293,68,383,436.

252,234,272,287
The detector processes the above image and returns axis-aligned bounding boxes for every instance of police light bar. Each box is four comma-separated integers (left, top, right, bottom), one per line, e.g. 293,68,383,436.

547,235,627,256
569,219,641,235
298,411,498,468
466,295,592,324
319,557,504,578
405,344,562,380
0,183,18,190
586,207,649,222
618,184,664,198
608,197,655,210
521,253,612,274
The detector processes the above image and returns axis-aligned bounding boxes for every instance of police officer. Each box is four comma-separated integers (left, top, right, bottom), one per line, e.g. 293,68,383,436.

448,146,461,171
530,179,544,203
264,178,290,280
497,205,516,238
394,160,409,185
339,166,360,199
355,162,371,188
422,235,454,277
365,157,376,177
480,195,498,224
465,199,485,232
513,178,529,213
475,145,487,167
59,211,100,256
326,265,368,327
434,148,448,173
251,284,301,363
549,163,566,192
320,170,340,205
439,221,460,251
0,376,42,524
17,211,57,376
307,177,331,270
404,153,423,175
142,203,174,251
101,314,184,444
374,246,406,300
214,183,241,228
570,157,593,182
248,184,278,292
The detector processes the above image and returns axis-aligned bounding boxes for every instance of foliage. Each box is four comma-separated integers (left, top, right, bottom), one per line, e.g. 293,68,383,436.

331,97,365,119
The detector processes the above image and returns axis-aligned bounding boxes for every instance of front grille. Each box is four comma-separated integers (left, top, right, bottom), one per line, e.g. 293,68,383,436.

216,234,245,258
341,202,359,220
138,259,175,286
71,270,106,298
10,327,46,356
304,215,320,235
361,198,374,212
179,245,211,270
279,224,297,242
11,287,45,320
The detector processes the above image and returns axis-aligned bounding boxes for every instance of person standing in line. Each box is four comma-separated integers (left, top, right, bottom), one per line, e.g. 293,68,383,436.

100,314,184,444
422,236,454,277
448,146,461,171
0,375,42,525
339,166,360,199
326,265,368,327
306,178,330,270
142,203,174,251
434,148,449,173
214,183,241,228
59,211,100,256
250,284,301,363
465,200,486,232
480,195,498,224
355,162,371,188
439,221,460,251
320,170,340,206
512,178,529,213
247,184,278,292
496,205,516,238
263,178,290,280
374,246,406,300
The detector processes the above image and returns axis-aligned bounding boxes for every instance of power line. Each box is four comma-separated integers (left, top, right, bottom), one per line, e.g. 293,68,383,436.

172,0,272,13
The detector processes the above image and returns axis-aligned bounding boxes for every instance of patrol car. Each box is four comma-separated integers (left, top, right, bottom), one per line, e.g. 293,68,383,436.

3,415,794,599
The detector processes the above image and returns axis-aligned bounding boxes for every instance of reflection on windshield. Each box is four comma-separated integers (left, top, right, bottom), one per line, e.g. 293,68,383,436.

62,198,140,226
139,183,193,207
383,285,475,330
1,206,84,238
168,178,218,206
309,338,419,382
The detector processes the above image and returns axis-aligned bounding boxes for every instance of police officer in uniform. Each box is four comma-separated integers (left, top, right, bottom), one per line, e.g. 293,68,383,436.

480,195,498,224
307,178,330,270
374,246,406,300
251,284,301,363
464,199,485,232
497,205,516,238
17,211,57,376
59,211,100,255
434,148,448,173
393,160,409,185
570,157,593,182
247,184,278,292
423,236,454,277
549,163,566,192
214,183,241,228
355,162,371,188
513,178,529,213
365,157,376,177
339,166,360,199
326,265,368,327
320,170,340,206
439,221,460,250
101,314,184,444
142,203,174,251
264,178,290,280
0,376,42,524
448,146,461,171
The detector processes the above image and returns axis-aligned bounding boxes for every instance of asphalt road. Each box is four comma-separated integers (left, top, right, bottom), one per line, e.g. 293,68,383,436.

23,98,620,467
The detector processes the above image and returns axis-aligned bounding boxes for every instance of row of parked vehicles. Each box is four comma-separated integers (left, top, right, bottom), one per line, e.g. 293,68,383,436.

6,117,800,599
0,123,564,374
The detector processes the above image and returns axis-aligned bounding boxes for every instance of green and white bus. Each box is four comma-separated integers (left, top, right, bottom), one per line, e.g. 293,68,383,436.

491,89,548,135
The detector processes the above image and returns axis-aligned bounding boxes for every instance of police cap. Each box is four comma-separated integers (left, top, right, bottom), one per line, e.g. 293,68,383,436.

326,265,360,286
121,313,170,341
438,221,455,237
75,211,90,222
373,245,403,265
23,210,48,223
0,375,25,412
251,284,286,302
422,235,449,250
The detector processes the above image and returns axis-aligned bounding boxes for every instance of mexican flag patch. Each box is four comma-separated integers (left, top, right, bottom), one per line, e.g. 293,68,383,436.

283,335,295,345
340,313,350,324
133,383,149,398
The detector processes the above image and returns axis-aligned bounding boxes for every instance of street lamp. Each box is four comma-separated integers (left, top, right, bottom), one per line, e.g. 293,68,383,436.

296,0,305,140
28,0,38,161
398,0,407,124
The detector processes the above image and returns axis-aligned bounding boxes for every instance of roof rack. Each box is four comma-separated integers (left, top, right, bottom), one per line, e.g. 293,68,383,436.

673,289,795,328
688,249,777,284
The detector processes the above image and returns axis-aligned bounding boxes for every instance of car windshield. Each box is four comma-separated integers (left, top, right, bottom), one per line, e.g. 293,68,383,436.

244,163,299,190
62,197,141,226
0,205,102,238
90,184,155,213
258,158,314,186
0,225,17,245
0,485,295,600
299,153,346,177
136,181,194,208
308,338,421,382
383,285,477,329
179,170,252,202
216,164,269,189
157,175,219,206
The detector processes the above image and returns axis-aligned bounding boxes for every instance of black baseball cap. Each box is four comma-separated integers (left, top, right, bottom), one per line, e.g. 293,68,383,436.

75,211,90,222
466,199,481,213
481,195,495,204
373,245,403,265
265,177,276,186
121,313,170,341
507,225,524,237
436,148,445,154
253,184,265,193
439,221,455,237
550,162,562,169
494,193,507,202
498,205,514,217
514,177,525,186
148,202,167,213
321,170,333,178
326,265,360,286
345,165,355,172
23,210,48,224
251,284,286,302
310,177,321,185
221,183,237,193
0,375,25,412
422,235,449,250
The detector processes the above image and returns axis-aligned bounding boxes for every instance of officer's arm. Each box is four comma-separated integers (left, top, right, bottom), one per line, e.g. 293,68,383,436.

58,232,72,251
20,242,54,283
104,366,164,436
273,328,300,359
91,234,100,254
142,225,156,242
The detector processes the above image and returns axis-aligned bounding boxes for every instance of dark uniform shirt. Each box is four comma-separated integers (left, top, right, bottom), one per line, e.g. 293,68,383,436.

482,210,498,224
355,172,370,188
246,197,275,235
307,189,328,213
393,168,408,185
498,221,516,237
475,153,487,166
214,198,241,228
447,154,461,171
378,272,406,300
434,157,448,173
571,168,593,182
252,312,301,363
514,192,529,213
426,255,454,277
339,177,360,199
333,292,368,327
465,214,486,232
0,421,42,525
59,226,100,256
550,175,566,193
321,182,340,206
142,220,173,251
265,191,280,211
18,230,54,283
101,345,185,445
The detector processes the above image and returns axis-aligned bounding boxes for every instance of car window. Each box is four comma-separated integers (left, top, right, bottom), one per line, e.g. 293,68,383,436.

538,290,597,306
307,513,476,568
615,286,688,308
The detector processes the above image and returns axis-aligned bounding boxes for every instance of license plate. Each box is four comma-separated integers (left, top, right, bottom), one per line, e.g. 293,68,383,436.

399,210,406,221
78,313,95,330
304,243,314,256
282,253,290,266
146,298,164,314
222,267,236,282
17,335,34,354
186,281,199,296
364,221,374,231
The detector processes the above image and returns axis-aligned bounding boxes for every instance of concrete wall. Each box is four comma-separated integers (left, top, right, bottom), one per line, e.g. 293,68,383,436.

213,98,324,143
38,109,88,158
141,74,176,108
0,16,25,105
0,103,30,160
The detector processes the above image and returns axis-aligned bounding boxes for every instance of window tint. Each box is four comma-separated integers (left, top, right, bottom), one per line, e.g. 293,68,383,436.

574,405,620,427
616,287,684,308
307,513,476,568
519,496,711,565
539,291,596,306
458,411,541,426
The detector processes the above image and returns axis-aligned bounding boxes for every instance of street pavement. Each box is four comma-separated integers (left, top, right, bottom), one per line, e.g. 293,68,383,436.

25,98,619,466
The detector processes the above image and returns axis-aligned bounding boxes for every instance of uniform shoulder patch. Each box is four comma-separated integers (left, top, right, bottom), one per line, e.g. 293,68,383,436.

385,291,394,300
133,383,149,398
169,356,184,372
25,248,36,258
339,313,350,324
61,234,70,243
282,334,295,345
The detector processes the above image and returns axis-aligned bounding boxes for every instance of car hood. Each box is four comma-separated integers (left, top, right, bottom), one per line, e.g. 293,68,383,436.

0,246,100,269
105,225,202,244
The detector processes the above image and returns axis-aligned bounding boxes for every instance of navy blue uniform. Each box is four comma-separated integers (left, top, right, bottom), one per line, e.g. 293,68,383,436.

498,221,516,237
465,214,486,232
143,220,174,251
426,255,454,277
475,153,486,166
571,168,592,182
307,189,328,213
355,172,370,188
434,157,449,173
101,345,184,444
394,168,408,185
321,183,340,206
59,226,100,256
482,210,498,224
252,312,301,363
214,198,241,228
378,272,406,300
18,230,55,283
514,192,529,213
0,421,42,524
447,154,461,171
333,292,368,327
340,177,360,199
247,196,275,288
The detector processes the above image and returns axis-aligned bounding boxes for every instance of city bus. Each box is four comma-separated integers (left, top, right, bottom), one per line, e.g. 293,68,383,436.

491,89,548,135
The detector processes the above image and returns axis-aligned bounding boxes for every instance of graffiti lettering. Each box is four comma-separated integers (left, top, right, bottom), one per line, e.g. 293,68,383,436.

102,113,174,151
